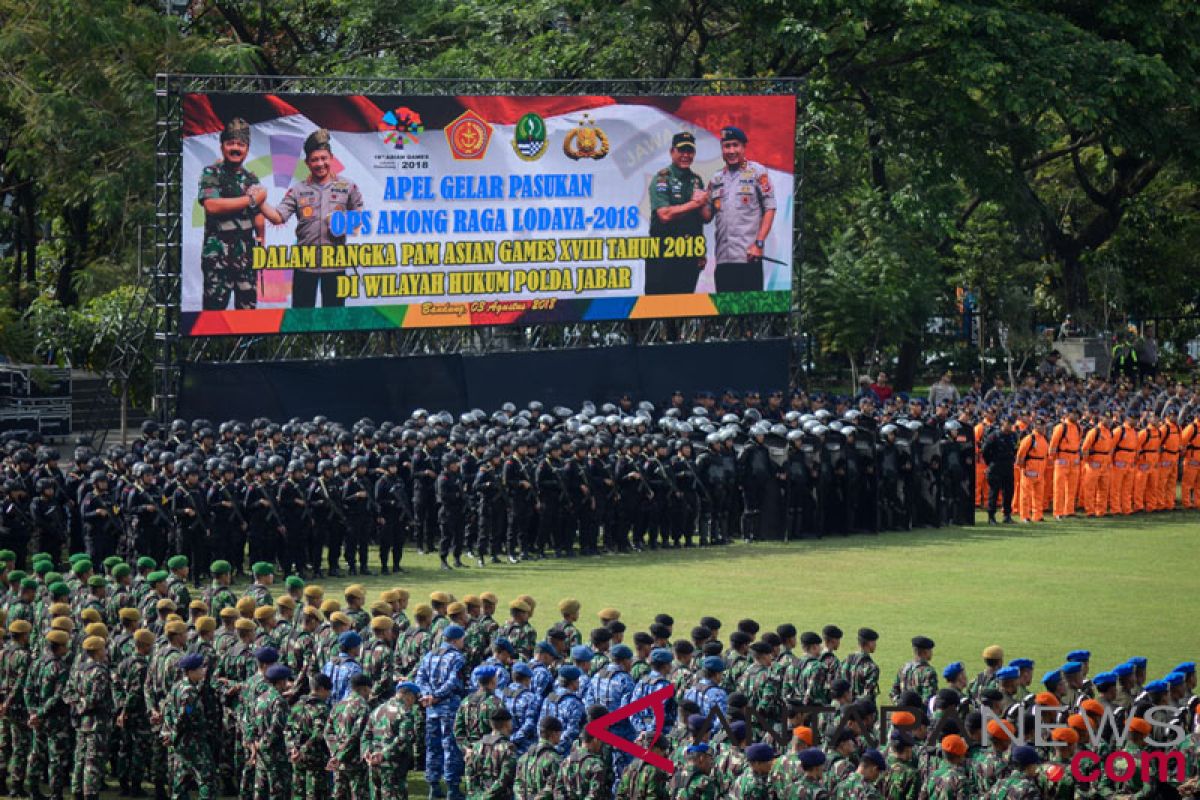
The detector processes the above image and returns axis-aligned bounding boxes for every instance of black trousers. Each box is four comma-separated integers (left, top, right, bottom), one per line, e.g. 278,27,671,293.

986,466,1015,517
714,261,764,292
438,508,464,558
644,257,701,295
292,270,345,308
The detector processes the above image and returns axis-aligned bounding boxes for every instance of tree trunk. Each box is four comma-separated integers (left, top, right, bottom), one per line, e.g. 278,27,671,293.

1060,248,1089,316
58,202,90,307
895,331,922,392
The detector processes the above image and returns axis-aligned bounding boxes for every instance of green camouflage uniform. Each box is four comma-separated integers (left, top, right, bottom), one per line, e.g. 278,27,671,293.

889,660,937,705
197,160,261,310
497,620,537,661
456,688,505,748
921,761,972,800
836,770,882,800
214,639,255,791
25,648,71,797
842,652,880,701
557,748,607,800
286,628,321,697
729,768,773,799
769,752,805,799
791,655,831,706
739,663,781,737
988,771,1041,800
70,657,114,796
614,756,669,799
725,652,751,693
0,640,33,788
285,694,331,800
325,692,370,800
114,649,154,791
788,774,831,800
463,731,518,800
966,670,998,704
251,683,291,800
967,746,1010,790
881,753,919,800
463,614,497,669
147,643,184,791
202,582,238,620
713,742,748,795
670,661,696,698
162,677,216,800
513,740,561,800
364,697,416,800
360,636,395,707
344,607,370,634
670,765,717,800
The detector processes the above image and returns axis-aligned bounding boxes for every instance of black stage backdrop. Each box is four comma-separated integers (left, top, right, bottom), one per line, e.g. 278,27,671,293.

179,339,789,422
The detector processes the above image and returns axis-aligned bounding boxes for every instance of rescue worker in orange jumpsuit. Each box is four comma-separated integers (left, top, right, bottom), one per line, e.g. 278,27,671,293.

1079,411,1113,517
1157,409,1181,511
1015,416,1050,523
1134,414,1161,513
974,412,992,508
1182,411,1200,509
1048,408,1082,519
1109,413,1140,516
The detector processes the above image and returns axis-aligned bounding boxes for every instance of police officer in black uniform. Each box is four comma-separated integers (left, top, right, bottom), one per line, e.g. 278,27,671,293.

981,416,1018,524
436,451,466,570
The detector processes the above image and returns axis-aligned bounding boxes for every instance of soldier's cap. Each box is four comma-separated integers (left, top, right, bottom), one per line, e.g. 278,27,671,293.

719,126,748,145
749,641,772,656
72,560,93,575
82,635,106,652
557,598,580,615
218,607,239,621
1127,656,1147,668
411,604,432,620
490,637,514,658
534,640,556,658
47,582,69,598
303,128,332,157
103,555,123,569
1112,662,1134,678
861,748,886,771
7,571,26,584
285,576,304,590
221,118,251,145
303,585,324,599
350,673,372,689
370,615,394,631
986,719,1014,742
671,131,696,151
512,662,533,679
590,627,613,644
112,563,131,578
1066,649,1090,663
396,681,421,697
1041,670,1062,688
686,714,710,734
482,705,511,726
911,636,935,650
236,596,257,613
941,734,968,757
799,631,821,647
744,743,776,763
462,594,480,608
941,661,964,680
509,600,531,614
45,630,70,647
134,629,156,645
167,555,188,570
548,630,570,645
234,619,256,632
299,605,321,621
430,591,451,604
338,631,363,650
0,550,15,562
1090,671,1116,688
794,747,825,769
570,645,594,661
344,586,365,600
85,622,108,638
889,729,915,749
994,666,1019,681
189,599,209,613
7,620,31,635
19,578,38,591
442,624,465,641
1129,717,1153,735
137,557,158,570
479,591,497,605
166,620,187,635
1008,658,1034,670
1050,727,1078,745
648,648,673,666
1010,745,1040,768
195,616,216,633
686,743,710,756
255,646,280,664
48,602,71,617
156,598,177,612
1079,699,1104,718
252,562,274,577
558,665,582,683
791,725,814,746
890,711,917,727
1060,661,1082,675
771,623,794,640
31,560,52,575
982,645,1004,660
380,589,401,603
265,664,293,683
472,665,498,683
610,644,633,661
702,656,725,672
277,596,297,611
1034,691,1059,706
69,552,88,563
147,570,168,584
1166,671,1187,686
727,721,747,743
210,560,232,575
179,653,205,672
87,575,106,588
446,601,466,616
517,594,536,611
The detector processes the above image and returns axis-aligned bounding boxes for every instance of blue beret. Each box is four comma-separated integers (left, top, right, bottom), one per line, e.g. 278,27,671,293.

650,648,673,666
1066,650,1090,663
861,749,886,770
1128,656,1147,668
558,665,582,683
744,743,776,762
942,661,965,680
535,641,556,656
1060,662,1082,675
702,656,725,672
1165,672,1185,686
686,743,710,756
1042,670,1062,688
1172,661,1196,676
443,625,466,641
512,663,533,678
798,748,826,769
1011,745,1041,767
254,647,279,664
338,631,362,651
610,644,633,660
1113,663,1134,677
570,645,594,661
178,653,205,671
1092,672,1116,688
729,721,747,742
1144,679,1168,693
994,666,1019,681
1008,658,1034,670
396,681,421,696
473,666,497,683
494,637,516,657
687,714,710,734
265,665,293,682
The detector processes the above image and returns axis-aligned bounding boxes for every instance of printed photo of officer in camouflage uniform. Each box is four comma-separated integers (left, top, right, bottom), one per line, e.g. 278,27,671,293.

196,118,264,310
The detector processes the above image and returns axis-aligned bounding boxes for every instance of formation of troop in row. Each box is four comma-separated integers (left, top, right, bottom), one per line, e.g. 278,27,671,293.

0,555,1195,800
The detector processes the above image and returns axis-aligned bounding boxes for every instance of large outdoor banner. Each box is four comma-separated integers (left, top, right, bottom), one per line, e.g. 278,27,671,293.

180,93,795,335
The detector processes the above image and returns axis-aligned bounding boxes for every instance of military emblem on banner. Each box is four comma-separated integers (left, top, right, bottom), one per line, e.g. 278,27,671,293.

445,109,493,160
563,113,609,160
512,113,548,161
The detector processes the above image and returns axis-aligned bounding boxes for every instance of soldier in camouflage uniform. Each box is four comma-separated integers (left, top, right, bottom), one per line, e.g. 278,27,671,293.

201,561,237,620
363,681,419,800
463,706,518,799
670,742,717,800
457,666,504,748
115,628,157,796
325,672,372,800
989,745,1042,800
919,735,971,800
614,734,669,800
196,117,264,310
286,673,332,800
285,606,323,700
213,618,256,794
786,748,831,800
790,632,831,709
890,637,938,707
557,730,607,800
841,629,880,702
880,731,919,800
497,601,536,661
513,716,562,799
251,664,293,800
161,654,216,800
739,643,780,739
0,620,34,795
728,742,775,799
148,620,188,799
71,636,114,800
967,719,1013,789
26,628,72,800
362,615,397,706
835,749,886,800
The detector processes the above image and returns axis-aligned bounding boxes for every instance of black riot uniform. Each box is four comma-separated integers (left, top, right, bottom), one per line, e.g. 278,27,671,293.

206,466,247,573
277,464,311,576
562,443,595,555
669,442,701,547
501,445,536,562
80,473,121,562
435,453,466,568
171,467,210,585
341,457,376,575
642,442,673,549
981,422,1018,523
411,445,440,554
375,456,413,574
535,443,570,558
736,427,772,542
471,450,505,565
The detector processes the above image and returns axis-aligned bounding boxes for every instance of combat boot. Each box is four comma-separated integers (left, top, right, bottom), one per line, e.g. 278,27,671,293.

427,781,446,799
440,557,452,571
476,556,485,568
379,565,390,575
453,556,466,568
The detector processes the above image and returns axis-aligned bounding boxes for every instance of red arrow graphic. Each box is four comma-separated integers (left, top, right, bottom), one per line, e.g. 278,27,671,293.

584,684,676,774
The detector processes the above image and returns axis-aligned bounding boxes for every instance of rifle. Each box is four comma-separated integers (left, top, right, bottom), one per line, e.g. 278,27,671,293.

623,456,655,501
217,482,248,528
388,476,415,523
257,480,286,532
678,456,712,504
317,478,349,526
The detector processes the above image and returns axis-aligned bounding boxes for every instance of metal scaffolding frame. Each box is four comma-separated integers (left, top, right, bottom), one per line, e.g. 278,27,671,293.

150,74,804,419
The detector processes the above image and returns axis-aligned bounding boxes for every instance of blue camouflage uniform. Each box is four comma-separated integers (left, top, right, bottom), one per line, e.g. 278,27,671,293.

416,640,468,789
682,667,728,733
587,658,636,779
630,659,676,737
322,651,363,704
467,656,511,695
537,684,586,756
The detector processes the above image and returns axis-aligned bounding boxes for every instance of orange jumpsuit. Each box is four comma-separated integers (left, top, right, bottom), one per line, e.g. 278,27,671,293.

974,420,989,507
1158,421,1180,511
1011,419,1029,512
1109,422,1139,515
1015,430,1049,522
1080,423,1113,517
1133,425,1161,512
1182,421,1200,509
1049,419,1082,518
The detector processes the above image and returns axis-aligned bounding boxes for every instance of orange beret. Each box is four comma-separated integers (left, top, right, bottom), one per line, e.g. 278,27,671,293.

1035,692,1059,706
986,720,1014,741
1051,727,1079,744
1067,714,1088,731
891,711,916,727
1080,699,1104,717
1128,717,1151,735
941,735,968,757
792,726,813,746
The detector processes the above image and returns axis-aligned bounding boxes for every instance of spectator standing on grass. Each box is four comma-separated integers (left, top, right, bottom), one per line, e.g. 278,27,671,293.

928,372,960,407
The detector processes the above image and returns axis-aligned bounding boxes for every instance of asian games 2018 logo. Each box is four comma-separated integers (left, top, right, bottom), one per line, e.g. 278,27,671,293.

379,107,424,150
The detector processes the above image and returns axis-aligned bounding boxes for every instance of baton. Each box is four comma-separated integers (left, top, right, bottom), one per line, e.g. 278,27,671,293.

759,255,789,266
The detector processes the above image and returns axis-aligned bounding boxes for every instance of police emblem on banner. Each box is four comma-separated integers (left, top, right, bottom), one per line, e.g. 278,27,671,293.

445,109,493,160
512,113,548,161
563,114,610,160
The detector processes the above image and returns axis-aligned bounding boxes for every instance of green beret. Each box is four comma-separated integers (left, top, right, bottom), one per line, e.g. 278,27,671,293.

7,570,26,583
252,562,274,577
20,578,38,590
87,575,107,588
102,556,122,569
44,572,61,585
48,581,70,597
0,549,15,562
137,557,158,569
167,555,189,570
147,571,168,584
210,560,231,575
72,560,94,576
31,553,50,564
112,564,131,579
69,553,89,563
31,561,52,575
285,576,305,590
